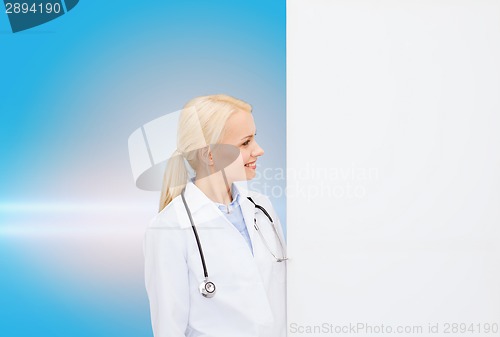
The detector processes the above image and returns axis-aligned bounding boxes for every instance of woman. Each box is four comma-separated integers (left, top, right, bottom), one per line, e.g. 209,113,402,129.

143,94,287,337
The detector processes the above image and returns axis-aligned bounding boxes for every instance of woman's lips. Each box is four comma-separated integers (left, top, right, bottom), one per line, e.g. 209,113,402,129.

244,161,256,169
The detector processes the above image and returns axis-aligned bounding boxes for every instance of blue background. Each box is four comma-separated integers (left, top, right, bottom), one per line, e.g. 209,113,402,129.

0,1,285,336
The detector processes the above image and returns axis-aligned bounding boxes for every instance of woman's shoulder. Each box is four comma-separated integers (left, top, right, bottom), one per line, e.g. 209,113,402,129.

148,195,187,229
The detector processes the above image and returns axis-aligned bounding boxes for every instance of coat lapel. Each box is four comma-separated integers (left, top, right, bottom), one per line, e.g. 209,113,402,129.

239,190,273,281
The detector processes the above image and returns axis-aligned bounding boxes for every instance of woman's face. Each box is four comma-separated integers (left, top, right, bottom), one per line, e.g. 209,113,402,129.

217,109,264,181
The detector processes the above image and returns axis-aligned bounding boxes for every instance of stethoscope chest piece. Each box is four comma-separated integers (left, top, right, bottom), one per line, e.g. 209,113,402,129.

199,278,216,298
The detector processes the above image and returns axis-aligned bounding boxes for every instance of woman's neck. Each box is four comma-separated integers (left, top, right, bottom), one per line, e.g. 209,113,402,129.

194,172,233,205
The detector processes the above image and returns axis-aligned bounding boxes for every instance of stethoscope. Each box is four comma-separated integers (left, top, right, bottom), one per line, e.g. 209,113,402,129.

180,189,287,298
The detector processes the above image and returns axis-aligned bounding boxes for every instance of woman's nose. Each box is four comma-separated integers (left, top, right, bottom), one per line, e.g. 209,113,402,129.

252,141,265,157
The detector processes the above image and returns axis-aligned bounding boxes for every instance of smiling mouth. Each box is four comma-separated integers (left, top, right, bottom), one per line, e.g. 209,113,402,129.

244,161,256,168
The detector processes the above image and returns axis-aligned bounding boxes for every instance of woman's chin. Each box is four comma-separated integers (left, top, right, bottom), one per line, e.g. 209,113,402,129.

245,171,256,180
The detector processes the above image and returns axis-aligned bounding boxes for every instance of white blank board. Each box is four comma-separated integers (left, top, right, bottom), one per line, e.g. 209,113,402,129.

287,1,500,336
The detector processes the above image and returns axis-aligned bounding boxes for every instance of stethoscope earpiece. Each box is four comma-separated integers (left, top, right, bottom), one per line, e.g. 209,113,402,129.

199,279,216,298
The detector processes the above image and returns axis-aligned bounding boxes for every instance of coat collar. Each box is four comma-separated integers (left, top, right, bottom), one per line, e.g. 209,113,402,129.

183,180,251,215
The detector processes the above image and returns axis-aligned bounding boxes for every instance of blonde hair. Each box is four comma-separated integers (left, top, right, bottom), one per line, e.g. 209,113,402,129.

159,94,252,211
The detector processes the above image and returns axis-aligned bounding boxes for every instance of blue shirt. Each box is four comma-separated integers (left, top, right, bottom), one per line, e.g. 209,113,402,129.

214,183,254,255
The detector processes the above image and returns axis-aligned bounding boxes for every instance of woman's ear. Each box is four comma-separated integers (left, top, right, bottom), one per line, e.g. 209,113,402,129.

197,146,214,166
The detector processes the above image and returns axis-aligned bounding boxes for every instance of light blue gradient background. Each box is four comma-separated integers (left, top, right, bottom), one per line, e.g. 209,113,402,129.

0,1,285,336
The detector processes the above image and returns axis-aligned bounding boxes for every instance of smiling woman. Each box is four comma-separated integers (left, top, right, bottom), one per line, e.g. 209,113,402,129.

217,107,264,179
144,94,287,337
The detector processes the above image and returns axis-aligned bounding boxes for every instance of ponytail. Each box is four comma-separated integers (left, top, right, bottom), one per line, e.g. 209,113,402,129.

159,151,189,212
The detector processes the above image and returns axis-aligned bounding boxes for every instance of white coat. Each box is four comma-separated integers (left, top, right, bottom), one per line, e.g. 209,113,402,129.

143,181,287,337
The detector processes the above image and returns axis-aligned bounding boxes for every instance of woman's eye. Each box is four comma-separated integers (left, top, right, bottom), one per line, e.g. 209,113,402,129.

242,140,250,146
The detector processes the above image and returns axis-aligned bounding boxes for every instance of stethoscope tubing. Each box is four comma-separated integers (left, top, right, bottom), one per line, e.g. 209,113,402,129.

181,190,209,279
247,197,273,222
181,188,287,298
248,196,288,263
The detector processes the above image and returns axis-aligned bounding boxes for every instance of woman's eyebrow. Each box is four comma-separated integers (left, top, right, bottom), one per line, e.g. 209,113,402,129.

240,131,257,140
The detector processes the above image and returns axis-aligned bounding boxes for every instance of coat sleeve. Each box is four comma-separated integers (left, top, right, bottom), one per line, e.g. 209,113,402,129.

143,217,190,337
